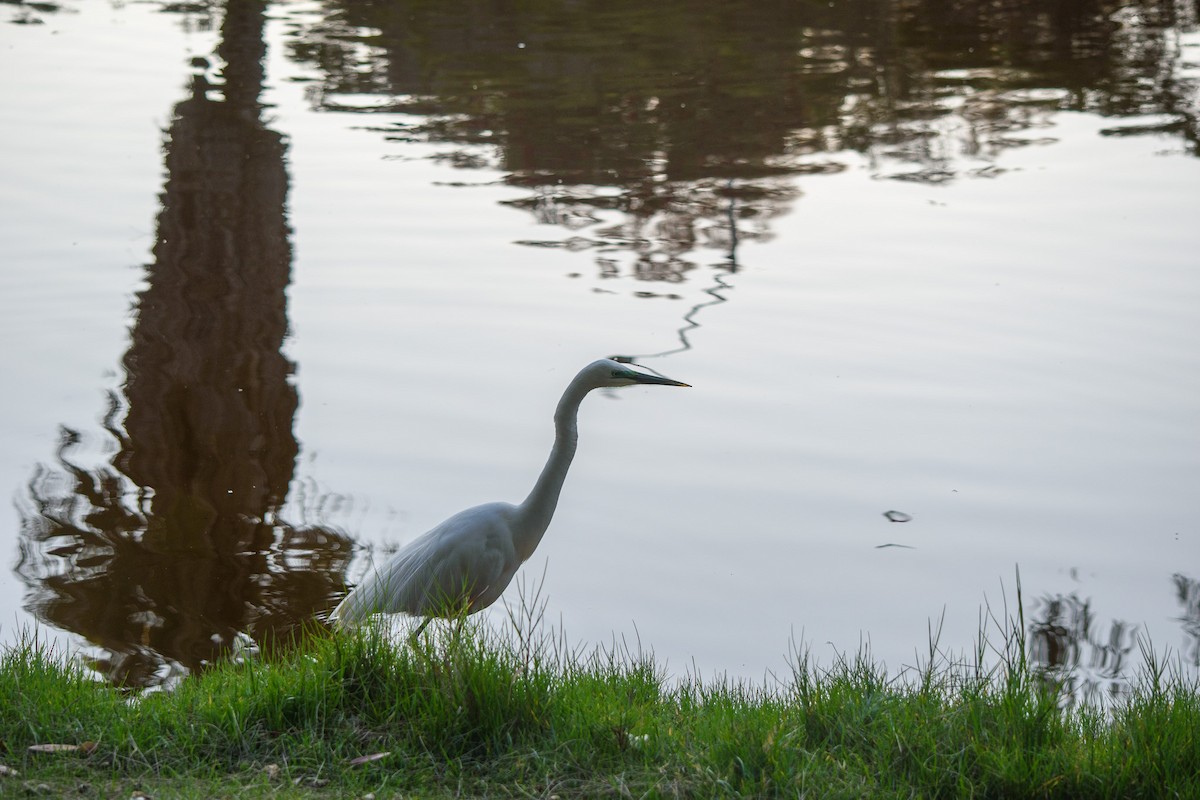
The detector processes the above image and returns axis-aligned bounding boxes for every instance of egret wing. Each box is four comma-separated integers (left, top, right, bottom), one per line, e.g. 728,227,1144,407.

331,502,519,625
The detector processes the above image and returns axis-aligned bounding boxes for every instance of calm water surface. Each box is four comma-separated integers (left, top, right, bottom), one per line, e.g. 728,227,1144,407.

1,0,1198,697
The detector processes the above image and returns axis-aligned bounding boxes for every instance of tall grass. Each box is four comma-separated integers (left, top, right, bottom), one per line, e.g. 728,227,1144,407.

2,594,1198,798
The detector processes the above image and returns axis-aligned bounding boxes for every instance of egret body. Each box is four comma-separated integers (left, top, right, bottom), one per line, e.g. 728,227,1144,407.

330,358,688,630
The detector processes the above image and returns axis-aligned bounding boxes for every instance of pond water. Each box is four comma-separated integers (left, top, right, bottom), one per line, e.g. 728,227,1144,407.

2,0,1198,698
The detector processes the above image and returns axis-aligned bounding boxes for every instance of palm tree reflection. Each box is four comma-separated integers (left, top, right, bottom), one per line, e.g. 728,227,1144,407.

16,0,351,689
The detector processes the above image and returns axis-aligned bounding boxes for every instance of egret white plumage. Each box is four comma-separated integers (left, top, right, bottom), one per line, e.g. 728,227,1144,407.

330,358,689,633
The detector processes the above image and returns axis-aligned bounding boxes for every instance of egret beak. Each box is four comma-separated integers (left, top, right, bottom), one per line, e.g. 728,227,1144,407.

632,372,690,388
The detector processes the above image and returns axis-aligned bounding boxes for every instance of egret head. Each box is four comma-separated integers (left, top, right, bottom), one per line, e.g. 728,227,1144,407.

588,357,690,389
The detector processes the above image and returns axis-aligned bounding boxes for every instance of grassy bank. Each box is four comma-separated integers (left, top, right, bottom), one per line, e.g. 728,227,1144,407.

1,614,1198,799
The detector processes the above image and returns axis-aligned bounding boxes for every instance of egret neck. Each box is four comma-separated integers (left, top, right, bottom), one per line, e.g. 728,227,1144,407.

514,375,592,560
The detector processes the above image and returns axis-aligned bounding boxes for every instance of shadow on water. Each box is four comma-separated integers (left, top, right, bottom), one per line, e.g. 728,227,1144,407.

15,0,351,690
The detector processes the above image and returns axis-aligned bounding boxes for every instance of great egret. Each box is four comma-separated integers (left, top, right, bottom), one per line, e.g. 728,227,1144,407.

330,358,689,632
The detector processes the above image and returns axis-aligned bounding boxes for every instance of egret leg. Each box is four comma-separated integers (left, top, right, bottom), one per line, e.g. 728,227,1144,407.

443,612,470,671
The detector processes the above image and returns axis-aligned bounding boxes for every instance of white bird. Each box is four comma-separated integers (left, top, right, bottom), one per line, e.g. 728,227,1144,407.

330,358,689,633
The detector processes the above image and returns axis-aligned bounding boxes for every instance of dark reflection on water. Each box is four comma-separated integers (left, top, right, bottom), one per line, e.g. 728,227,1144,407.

1172,573,1200,666
1028,572,1200,707
288,0,1199,273
1028,591,1139,706
16,0,351,689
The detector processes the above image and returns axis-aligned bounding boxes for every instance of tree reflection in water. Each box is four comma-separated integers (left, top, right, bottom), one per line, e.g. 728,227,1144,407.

1028,591,1138,707
16,0,351,690
1172,573,1200,667
289,0,1198,266
1028,572,1200,708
